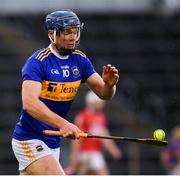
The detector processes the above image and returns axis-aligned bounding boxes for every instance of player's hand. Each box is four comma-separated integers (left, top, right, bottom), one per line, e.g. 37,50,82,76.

58,120,83,139
102,64,119,88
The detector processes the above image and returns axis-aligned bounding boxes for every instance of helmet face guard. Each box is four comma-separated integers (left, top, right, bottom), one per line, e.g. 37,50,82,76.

46,11,83,47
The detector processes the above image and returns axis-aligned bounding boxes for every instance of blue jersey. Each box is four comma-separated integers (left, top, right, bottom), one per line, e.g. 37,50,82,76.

12,46,95,149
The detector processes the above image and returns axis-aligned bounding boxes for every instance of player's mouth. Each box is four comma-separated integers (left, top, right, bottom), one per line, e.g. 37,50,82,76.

67,44,75,48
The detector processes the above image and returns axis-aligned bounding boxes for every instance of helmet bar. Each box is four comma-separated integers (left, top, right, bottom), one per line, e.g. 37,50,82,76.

57,15,77,20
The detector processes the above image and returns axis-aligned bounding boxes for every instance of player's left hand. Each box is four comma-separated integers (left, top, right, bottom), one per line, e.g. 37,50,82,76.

102,64,119,88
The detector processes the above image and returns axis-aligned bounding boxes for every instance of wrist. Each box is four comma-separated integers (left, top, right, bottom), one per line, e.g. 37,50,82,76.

56,116,69,129
104,82,116,89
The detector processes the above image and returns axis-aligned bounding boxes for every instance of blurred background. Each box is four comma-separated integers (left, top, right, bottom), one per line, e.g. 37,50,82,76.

0,0,180,174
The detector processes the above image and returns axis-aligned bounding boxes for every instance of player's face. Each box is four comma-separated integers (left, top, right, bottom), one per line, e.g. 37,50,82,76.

57,27,79,50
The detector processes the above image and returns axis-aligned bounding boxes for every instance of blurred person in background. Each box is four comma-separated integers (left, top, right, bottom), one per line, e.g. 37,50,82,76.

69,91,122,175
160,125,180,174
11,10,119,175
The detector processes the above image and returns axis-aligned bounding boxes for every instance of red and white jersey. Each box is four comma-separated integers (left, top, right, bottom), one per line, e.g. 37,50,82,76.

75,108,107,152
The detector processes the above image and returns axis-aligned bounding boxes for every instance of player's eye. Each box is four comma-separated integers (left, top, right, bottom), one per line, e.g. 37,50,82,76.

61,28,78,36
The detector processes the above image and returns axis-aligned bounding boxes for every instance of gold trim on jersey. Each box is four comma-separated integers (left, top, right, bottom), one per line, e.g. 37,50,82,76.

40,80,81,101
20,141,36,162
36,48,47,59
72,50,86,57
36,48,51,62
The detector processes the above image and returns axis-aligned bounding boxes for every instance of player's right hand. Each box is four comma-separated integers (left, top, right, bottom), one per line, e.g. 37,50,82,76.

58,120,83,139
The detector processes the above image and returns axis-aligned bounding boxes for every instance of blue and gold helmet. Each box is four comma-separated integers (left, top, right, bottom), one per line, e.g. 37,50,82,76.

45,11,83,36
46,11,81,30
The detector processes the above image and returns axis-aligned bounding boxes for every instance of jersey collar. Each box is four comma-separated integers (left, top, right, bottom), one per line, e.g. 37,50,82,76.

49,44,69,60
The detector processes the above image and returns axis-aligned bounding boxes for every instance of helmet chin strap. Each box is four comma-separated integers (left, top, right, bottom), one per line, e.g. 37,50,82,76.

48,30,75,56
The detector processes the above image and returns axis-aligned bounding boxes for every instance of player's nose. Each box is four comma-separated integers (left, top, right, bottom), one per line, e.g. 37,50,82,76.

69,33,77,41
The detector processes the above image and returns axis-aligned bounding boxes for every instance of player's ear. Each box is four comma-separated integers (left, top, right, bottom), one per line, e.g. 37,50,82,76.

48,30,55,43
48,30,54,38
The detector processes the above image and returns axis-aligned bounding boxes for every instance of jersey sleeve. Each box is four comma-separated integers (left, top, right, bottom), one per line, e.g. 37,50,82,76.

81,57,96,83
22,57,45,83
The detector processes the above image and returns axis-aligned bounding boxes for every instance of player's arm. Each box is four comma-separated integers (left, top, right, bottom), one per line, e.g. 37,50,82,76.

86,64,119,100
101,128,122,160
22,80,82,139
160,149,171,170
70,115,83,172
70,139,81,172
